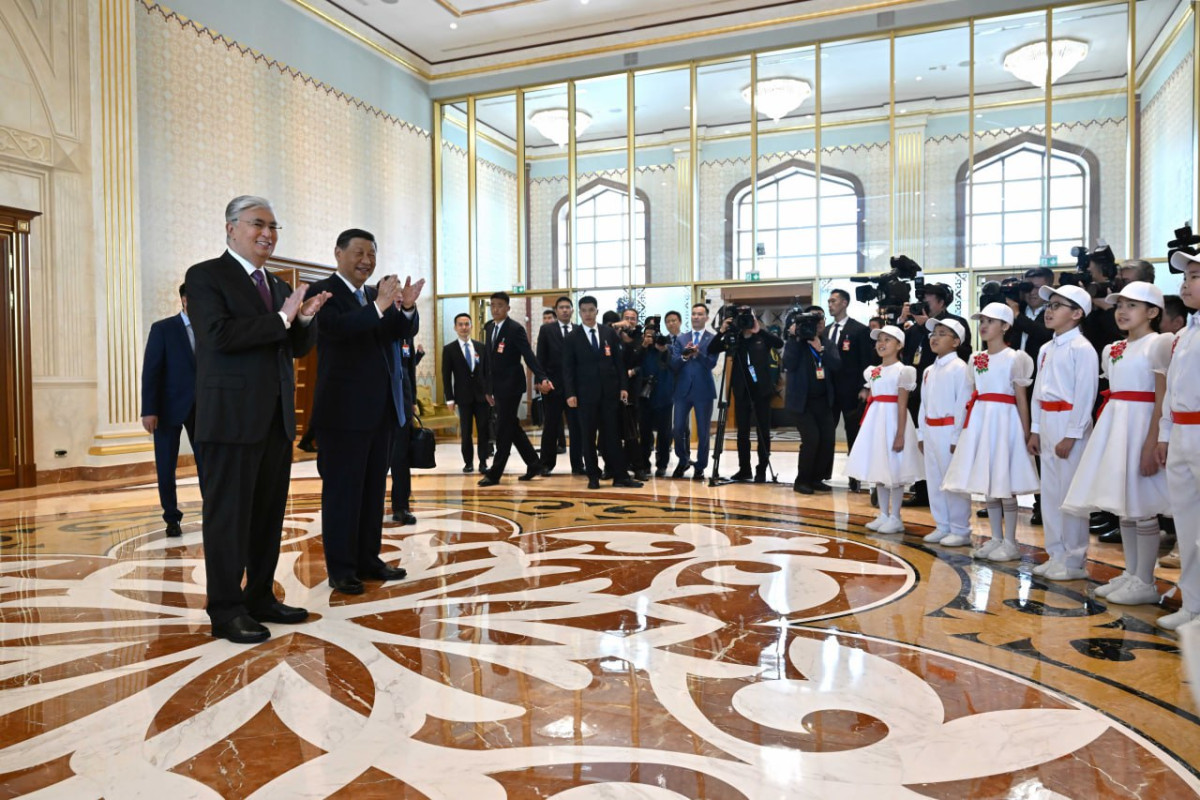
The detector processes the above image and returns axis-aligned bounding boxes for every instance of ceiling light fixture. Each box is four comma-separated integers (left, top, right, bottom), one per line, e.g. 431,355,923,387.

449,22,457,29
529,108,592,147
1002,39,1089,89
741,77,812,122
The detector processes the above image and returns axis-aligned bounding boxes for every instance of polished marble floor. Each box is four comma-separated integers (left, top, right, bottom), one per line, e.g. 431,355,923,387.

0,446,1197,798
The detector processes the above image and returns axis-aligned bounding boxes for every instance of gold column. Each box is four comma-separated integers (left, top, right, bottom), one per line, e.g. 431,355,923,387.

894,125,925,259
1126,0,1137,254
628,72,636,288
94,0,141,439
1194,1,1199,229
432,102,443,401
889,33,897,254
814,43,822,275
1044,10,1053,254
750,56,758,281
689,63,699,283
568,83,577,293
467,97,477,295
676,152,691,281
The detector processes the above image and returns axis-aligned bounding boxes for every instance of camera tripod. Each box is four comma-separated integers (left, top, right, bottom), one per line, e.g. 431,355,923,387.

709,331,779,487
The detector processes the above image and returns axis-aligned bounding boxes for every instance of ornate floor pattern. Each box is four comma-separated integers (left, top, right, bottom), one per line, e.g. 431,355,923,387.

0,487,1197,798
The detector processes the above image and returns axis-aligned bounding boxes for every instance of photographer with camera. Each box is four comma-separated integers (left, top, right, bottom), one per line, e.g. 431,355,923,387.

1000,268,1054,365
710,306,784,482
639,321,676,477
782,306,841,494
615,315,650,480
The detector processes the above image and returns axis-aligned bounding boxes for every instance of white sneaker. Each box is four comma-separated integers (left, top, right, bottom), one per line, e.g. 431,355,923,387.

1156,608,1200,632
877,516,905,535
986,541,1021,562
1042,562,1089,581
1106,577,1162,606
972,538,1002,559
864,513,888,531
1094,572,1134,599
923,529,950,543
1031,558,1058,576
940,533,971,547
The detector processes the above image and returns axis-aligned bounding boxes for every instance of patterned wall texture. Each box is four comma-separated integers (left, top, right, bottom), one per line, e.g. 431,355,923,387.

1139,52,1195,256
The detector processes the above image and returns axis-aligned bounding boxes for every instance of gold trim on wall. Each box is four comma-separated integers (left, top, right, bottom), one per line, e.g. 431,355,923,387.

431,0,548,17
288,0,429,79
87,442,155,456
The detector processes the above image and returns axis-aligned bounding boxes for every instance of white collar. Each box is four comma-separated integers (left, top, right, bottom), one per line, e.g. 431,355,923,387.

335,273,364,295
226,247,262,277
934,352,958,366
457,336,472,346
1052,327,1082,346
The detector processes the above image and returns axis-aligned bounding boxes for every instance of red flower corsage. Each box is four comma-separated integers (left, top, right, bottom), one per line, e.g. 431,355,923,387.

869,366,883,381
1110,340,1128,363
973,352,990,374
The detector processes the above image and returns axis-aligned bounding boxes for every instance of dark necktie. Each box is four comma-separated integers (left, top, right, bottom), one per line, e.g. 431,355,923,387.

562,324,569,338
392,341,407,427
590,328,599,351
252,270,272,312
354,287,366,306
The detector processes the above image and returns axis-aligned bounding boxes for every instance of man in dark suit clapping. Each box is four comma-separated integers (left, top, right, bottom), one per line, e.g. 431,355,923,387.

185,195,331,644
537,296,584,475
443,312,490,474
563,296,643,490
479,291,553,486
141,282,205,538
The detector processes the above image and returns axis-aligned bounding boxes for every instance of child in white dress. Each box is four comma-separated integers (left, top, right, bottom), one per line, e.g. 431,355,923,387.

1063,281,1172,605
844,324,923,535
942,303,1040,562
918,318,974,547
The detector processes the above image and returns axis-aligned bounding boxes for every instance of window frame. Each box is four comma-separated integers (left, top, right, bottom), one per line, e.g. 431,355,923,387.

551,178,651,290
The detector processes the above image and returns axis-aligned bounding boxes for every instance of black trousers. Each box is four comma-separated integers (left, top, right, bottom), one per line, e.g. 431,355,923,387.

318,417,396,583
834,399,864,454
579,398,627,481
640,403,672,470
487,392,539,478
622,400,644,471
456,397,490,466
195,405,292,625
153,410,205,523
796,399,836,487
540,389,583,472
733,388,773,471
390,417,412,514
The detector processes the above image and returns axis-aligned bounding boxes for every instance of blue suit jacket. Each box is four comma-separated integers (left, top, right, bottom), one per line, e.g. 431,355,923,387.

141,313,196,427
669,330,718,402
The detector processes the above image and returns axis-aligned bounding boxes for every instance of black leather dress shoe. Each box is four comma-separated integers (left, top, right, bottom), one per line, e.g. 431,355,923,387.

977,507,990,518
165,521,183,538
572,468,587,476
671,462,691,479
730,469,753,482
754,468,767,484
634,470,652,482
329,576,366,595
848,478,862,493
813,481,833,493
587,478,601,490
211,614,270,644
480,460,489,474
391,510,417,525
297,441,317,454
250,602,309,624
692,471,705,482
477,475,499,487
654,467,666,478
793,482,814,495
1029,509,1043,526
462,464,474,473
1098,528,1123,544
360,564,408,581
518,467,545,481
613,478,644,488
600,469,612,480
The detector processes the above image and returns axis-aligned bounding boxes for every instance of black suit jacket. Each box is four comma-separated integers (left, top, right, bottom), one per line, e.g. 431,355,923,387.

141,313,196,426
536,321,573,386
827,317,873,409
185,251,316,444
1009,304,1053,368
563,324,626,404
484,318,545,398
308,275,418,433
709,329,783,399
442,338,487,404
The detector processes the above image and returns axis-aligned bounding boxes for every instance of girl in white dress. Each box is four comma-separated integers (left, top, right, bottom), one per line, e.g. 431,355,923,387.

1063,282,1173,605
942,303,1040,562
844,324,923,535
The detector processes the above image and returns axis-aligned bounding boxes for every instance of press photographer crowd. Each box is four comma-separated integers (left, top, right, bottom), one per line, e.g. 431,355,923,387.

434,223,1200,633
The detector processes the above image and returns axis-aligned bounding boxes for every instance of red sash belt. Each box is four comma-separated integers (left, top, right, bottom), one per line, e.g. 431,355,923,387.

1096,390,1155,420
924,416,956,427
1041,400,1074,412
1174,410,1200,425
861,394,899,424
964,392,1016,428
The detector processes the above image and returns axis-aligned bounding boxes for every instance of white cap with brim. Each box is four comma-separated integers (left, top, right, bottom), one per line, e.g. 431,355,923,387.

1170,250,1200,272
870,324,906,345
926,316,966,341
1038,284,1093,316
971,302,1014,326
1106,280,1164,309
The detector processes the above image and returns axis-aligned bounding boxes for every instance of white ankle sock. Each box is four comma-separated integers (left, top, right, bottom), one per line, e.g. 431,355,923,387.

889,484,904,518
877,484,891,515
1134,517,1160,586
986,498,1003,540
1001,497,1018,543
1118,518,1138,576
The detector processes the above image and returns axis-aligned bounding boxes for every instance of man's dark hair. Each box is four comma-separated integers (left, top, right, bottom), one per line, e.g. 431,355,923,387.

178,283,186,298
665,310,682,322
830,288,851,303
1023,267,1054,282
602,310,620,324
578,295,598,309
336,228,376,250
691,302,708,313
555,296,573,307
454,312,471,324
806,305,824,315
924,283,952,304
869,316,885,327
1164,294,1187,321
490,291,510,304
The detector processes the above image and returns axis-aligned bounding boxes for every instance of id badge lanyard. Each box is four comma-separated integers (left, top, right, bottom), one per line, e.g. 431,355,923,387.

809,344,825,380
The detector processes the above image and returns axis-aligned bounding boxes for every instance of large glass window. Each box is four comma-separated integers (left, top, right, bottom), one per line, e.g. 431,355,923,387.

730,161,862,279
556,181,648,289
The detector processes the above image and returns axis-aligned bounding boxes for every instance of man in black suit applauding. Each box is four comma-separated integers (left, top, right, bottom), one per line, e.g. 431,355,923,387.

141,283,205,538
443,312,490,474
308,228,422,596
826,289,872,490
563,296,643,490
537,296,584,475
185,195,331,644
479,291,553,486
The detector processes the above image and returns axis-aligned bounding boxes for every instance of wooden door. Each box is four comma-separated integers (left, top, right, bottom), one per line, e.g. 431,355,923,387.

0,207,39,489
266,257,333,443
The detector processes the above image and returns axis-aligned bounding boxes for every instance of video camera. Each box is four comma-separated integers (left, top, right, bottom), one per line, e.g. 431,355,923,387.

717,304,757,333
784,300,823,341
850,254,921,323
1168,223,1200,274
979,277,1024,308
643,315,672,346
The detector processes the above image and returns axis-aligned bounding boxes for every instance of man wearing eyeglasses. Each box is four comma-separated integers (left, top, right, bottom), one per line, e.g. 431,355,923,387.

185,195,332,644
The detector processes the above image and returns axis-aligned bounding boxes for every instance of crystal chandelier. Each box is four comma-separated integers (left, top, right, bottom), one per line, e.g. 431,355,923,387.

1002,39,1089,89
529,108,592,147
741,78,812,122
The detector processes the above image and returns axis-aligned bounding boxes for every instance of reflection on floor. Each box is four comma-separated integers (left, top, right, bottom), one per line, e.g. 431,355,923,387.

0,450,1197,798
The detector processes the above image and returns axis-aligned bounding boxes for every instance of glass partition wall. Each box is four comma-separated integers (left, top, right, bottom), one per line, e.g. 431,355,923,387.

432,0,1195,401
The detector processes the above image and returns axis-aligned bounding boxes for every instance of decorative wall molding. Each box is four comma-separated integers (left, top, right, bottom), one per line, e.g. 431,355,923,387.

1143,51,1194,116
0,126,52,164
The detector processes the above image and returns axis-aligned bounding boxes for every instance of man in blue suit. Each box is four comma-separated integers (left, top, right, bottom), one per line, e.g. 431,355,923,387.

141,283,205,538
670,303,718,480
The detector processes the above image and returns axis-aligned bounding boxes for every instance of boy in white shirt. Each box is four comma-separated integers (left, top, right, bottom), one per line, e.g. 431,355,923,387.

1028,284,1100,581
918,318,973,548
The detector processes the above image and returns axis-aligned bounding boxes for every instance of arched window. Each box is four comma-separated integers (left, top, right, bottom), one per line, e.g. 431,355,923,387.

553,179,649,289
726,160,865,279
957,132,1099,268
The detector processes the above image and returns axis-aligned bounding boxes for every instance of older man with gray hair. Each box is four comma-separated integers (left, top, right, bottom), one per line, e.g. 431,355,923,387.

184,195,331,643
